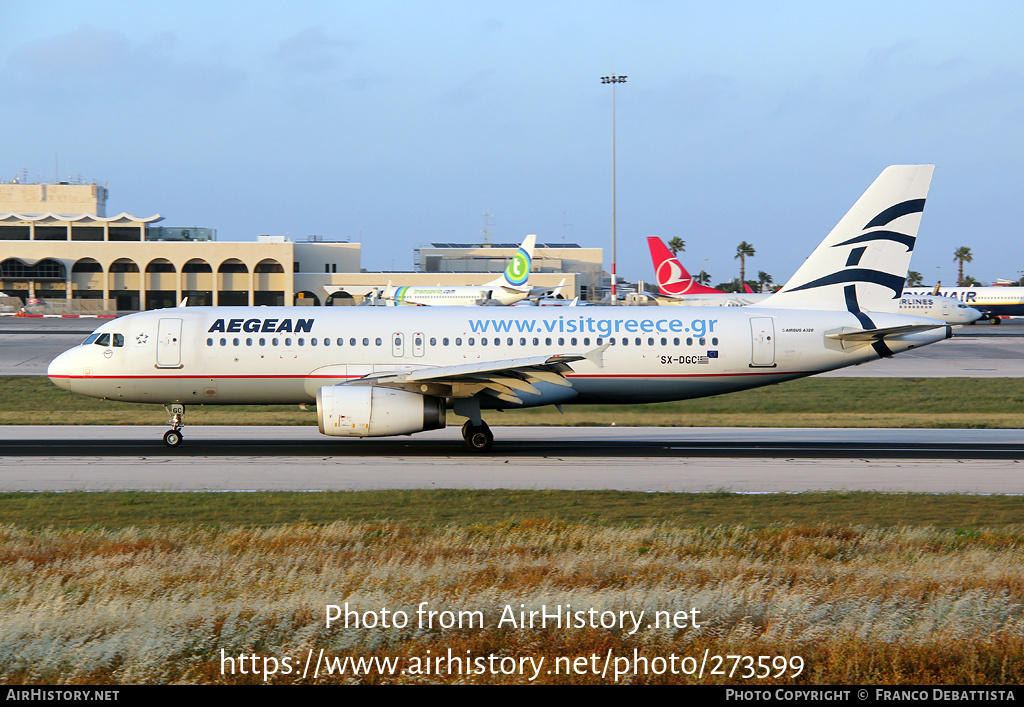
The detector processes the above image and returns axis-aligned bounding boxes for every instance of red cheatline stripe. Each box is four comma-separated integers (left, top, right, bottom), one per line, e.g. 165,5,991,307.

50,370,822,381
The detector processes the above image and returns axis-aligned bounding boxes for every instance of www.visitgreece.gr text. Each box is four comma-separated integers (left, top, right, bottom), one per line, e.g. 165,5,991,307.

467,316,719,337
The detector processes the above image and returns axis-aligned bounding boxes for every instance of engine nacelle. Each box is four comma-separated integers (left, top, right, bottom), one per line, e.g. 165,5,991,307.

316,386,446,437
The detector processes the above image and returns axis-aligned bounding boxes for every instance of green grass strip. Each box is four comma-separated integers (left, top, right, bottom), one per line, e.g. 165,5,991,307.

2,490,1023,530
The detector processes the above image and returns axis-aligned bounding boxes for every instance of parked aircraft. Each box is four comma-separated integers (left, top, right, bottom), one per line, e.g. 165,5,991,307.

646,237,981,324
378,235,557,306
902,285,1024,323
49,165,950,451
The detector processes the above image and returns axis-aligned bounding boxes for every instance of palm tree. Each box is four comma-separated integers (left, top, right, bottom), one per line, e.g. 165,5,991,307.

696,270,711,285
757,270,773,293
953,247,973,286
667,237,686,256
735,241,755,284
906,270,923,287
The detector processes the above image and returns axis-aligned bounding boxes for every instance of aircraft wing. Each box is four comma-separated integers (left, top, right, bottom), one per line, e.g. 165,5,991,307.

346,346,608,404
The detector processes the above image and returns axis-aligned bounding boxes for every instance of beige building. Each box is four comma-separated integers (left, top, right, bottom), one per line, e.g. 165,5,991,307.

0,181,361,311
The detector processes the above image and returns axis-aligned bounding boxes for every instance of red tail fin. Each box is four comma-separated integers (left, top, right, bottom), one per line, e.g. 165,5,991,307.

743,283,754,293
646,236,724,295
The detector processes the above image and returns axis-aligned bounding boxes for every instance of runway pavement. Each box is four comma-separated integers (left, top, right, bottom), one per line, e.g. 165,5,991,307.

2,426,1023,493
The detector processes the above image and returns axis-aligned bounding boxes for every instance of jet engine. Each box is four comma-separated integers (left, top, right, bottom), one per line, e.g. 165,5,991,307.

316,386,446,437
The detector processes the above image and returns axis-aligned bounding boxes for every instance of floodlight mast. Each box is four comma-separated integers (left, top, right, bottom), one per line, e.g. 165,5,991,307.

601,74,627,302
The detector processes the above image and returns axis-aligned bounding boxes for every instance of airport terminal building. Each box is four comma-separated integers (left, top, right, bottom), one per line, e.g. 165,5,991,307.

0,181,587,313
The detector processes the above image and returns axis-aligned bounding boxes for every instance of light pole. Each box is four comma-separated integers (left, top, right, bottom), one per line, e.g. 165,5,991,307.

602,73,627,301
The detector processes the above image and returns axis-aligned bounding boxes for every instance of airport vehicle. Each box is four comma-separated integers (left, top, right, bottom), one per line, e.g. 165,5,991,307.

647,237,981,324
48,165,950,451
378,234,556,306
902,285,1024,323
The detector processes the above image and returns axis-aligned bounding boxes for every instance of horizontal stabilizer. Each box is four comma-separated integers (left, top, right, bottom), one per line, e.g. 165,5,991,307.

824,323,947,342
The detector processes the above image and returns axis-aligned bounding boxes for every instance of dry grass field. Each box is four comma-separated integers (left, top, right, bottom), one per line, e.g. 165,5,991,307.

2,520,1022,684
4,374,1023,684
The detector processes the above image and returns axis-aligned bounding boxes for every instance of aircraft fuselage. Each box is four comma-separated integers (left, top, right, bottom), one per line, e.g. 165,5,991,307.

48,305,949,409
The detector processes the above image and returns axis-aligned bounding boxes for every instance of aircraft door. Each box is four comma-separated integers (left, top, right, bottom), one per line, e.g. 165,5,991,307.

749,317,776,368
392,332,405,357
156,318,183,369
413,332,424,357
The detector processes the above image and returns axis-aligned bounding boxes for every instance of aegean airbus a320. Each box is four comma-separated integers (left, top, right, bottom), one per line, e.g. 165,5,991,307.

48,165,948,451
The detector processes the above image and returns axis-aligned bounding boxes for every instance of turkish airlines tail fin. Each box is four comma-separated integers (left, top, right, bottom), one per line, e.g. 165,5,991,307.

751,165,934,313
646,236,723,296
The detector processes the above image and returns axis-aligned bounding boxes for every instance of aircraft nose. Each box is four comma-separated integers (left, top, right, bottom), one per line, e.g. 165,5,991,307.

47,350,74,392
964,307,983,323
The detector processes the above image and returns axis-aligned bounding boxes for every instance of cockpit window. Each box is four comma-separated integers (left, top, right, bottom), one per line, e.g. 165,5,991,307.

95,333,111,346
82,334,100,345
113,334,124,347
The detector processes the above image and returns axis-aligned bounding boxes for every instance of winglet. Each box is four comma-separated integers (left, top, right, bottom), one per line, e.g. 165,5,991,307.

583,343,611,368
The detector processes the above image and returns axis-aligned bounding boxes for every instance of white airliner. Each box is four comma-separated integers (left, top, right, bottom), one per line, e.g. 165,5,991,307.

902,285,1024,323
379,235,555,306
646,236,982,324
49,165,950,451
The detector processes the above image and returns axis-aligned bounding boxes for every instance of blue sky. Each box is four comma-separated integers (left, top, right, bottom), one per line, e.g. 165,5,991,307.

4,1,1024,286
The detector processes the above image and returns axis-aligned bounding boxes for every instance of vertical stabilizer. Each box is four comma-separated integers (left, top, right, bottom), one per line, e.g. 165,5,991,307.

646,236,724,295
489,234,536,291
751,165,934,313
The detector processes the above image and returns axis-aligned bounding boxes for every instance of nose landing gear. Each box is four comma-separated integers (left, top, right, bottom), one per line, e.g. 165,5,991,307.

162,403,185,447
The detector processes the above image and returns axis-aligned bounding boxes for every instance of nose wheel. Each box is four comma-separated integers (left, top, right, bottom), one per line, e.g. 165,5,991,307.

462,420,494,452
162,403,185,447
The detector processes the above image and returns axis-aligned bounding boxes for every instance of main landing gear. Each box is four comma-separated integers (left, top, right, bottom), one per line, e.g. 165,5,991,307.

461,419,494,452
163,403,185,447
